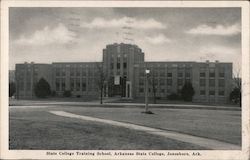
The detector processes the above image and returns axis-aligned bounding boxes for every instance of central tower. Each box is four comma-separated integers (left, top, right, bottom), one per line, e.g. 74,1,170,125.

102,43,144,98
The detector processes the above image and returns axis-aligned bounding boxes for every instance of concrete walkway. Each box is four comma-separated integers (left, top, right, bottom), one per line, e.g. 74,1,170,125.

10,100,241,111
49,110,241,150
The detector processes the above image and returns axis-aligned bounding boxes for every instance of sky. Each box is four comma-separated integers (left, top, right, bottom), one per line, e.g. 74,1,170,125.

9,7,241,74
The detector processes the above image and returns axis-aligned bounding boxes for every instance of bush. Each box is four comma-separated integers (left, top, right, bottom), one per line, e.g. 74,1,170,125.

51,91,56,97
230,88,241,105
34,78,51,98
156,97,161,100
9,82,16,97
181,82,195,101
63,90,72,97
167,93,180,100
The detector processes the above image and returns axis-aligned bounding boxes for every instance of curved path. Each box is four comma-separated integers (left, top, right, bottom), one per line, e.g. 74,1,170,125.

49,110,240,150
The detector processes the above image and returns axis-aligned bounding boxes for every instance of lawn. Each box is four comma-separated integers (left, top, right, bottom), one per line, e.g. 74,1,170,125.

9,109,207,150
57,106,241,145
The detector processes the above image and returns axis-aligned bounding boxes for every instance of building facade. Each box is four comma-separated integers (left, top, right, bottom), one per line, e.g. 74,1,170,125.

14,43,232,103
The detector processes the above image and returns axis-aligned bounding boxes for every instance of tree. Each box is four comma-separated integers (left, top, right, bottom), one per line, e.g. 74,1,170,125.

95,62,107,104
34,78,51,98
181,82,195,101
230,88,241,105
231,65,241,105
9,82,16,97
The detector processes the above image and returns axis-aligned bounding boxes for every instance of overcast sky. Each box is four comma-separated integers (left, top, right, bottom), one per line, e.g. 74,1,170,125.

9,7,241,73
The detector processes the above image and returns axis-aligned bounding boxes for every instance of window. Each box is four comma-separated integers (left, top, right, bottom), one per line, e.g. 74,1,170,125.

178,79,183,86
19,82,24,91
56,78,60,91
110,63,114,69
219,79,225,87
153,88,157,93
82,79,86,91
70,68,75,76
209,90,215,95
70,78,74,91
123,62,127,69
160,69,165,77
178,72,183,77
56,68,60,76
185,79,191,84
153,79,158,85
209,79,215,87
88,79,92,91
27,71,31,78
209,70,215,77
161,89,165,93
185,72,191,77
26,82,31,91
139,70,144,77
167,73,172,77
200,90,205,95
117,63,120,69
34,71,38,76
82,69,86,76
139,88,144,93
76,78,80,91
159,79,165,85
200,72,205,77
219,72,225,78
153,70,159,77
139,79,144,85
88,68,94,76
167,79,172,86
61,79,65,91
219,90,225,96
76,68,80,76
62,68,66,76
219,67,225,77
200,79,206,86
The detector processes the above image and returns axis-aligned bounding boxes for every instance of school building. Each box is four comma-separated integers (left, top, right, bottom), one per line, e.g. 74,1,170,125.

14,43,232,103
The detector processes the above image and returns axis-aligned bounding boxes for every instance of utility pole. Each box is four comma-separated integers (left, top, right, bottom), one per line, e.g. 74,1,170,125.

145,69,150,112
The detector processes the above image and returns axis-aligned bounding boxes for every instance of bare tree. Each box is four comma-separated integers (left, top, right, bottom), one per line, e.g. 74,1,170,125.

233,66,241,91
95,62,107,104
230,63,241,104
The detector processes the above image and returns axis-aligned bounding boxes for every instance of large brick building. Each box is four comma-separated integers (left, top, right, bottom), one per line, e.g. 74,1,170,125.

15,43,232,103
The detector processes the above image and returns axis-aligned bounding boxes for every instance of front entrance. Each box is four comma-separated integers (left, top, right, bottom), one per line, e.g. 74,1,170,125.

108,76,126,97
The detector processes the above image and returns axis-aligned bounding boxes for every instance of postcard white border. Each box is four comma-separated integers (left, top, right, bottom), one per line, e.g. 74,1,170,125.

1,1,249,160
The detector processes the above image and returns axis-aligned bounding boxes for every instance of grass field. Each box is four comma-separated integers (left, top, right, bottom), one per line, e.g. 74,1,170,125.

10,109,207,150
58,106,241,145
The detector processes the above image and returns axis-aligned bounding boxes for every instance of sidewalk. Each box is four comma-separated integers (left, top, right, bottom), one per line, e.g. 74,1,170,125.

10,99,241,111
50,110,240,150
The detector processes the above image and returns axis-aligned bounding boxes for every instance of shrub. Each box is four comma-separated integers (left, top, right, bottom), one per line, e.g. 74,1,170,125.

181,82,195,101
230,88,241,105
9,82,16,97
167,93,180,100
34,78,51,98
51,91,56,97
63,90,72,97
